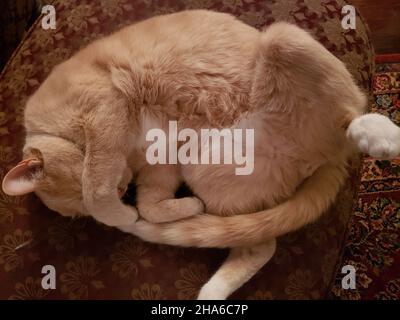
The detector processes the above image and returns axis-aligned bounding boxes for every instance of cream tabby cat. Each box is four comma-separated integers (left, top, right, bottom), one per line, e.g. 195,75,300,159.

3,10,400,299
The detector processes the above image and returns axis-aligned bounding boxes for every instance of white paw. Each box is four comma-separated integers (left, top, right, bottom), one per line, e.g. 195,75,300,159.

347,113,400,159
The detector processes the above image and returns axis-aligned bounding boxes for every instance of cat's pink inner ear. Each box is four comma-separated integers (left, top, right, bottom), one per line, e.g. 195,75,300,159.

1,158,43,196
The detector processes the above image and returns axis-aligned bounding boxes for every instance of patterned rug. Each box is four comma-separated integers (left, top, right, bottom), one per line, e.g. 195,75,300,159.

330,59,400,300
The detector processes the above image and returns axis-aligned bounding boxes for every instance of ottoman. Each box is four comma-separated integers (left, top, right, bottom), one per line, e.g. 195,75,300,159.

0,0,373,299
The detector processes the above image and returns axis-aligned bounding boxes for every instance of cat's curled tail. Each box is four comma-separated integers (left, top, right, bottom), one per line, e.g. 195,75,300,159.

119,162,347,248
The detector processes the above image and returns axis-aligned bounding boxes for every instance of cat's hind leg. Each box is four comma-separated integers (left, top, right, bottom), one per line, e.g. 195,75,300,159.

197,239,276,300
136,164,204,223
250,22,366,126
347,113,400,159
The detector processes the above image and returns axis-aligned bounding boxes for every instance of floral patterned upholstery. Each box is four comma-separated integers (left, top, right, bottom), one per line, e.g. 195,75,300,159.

0,0,373,299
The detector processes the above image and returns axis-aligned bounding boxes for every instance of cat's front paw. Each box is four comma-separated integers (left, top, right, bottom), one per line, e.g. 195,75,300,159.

104,204,139,226
116,222,137,234
90,203,138,227
138,196,204,223
347,113,400,159
118,205,139,225
166,196,205,218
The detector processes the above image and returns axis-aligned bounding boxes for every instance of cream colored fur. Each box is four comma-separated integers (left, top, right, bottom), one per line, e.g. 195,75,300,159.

2,10,400,300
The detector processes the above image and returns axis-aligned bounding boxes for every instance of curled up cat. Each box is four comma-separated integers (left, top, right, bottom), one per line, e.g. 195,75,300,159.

2,10,400,300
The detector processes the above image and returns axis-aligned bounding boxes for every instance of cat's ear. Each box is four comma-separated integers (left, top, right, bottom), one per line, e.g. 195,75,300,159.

2,158,44,196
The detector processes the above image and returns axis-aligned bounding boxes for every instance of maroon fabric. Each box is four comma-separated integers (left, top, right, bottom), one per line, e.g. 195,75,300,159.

0,0,373,299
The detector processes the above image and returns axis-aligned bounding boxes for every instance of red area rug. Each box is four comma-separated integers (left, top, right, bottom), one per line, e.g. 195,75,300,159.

330,56,400,299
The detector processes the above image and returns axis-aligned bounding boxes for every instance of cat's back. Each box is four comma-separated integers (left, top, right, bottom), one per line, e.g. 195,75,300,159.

82,10,261,126
26,11,261,133
120,10,259,66
80,10,259,72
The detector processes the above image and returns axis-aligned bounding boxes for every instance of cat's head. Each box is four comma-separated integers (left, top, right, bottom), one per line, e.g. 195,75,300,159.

1,135,129,218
